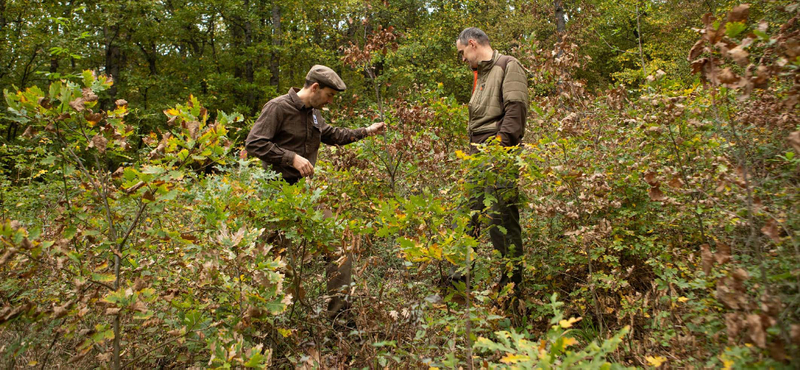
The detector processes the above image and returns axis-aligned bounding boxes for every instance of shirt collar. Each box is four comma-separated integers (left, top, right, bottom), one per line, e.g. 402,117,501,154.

476,50,500,74
287,87,310,110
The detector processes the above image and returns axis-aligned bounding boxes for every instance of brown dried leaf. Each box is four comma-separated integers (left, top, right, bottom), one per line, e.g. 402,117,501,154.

106,307,121,315
21,126,37,139
52,304,69,319
746,314,767,348
725,312,741,341
0,248,18,267
688,39,706,61
757,20,768,33
130,301,147,313
768,339,787,361
715,243,732,264
644,171,659,186
245,306,265,319
716,275,747,309
718,68,740,84
89,134,108,153
84,111,103,125
732,268,749,282
143,190,155,202
728,46,749,66
133,278,147,292
702,13,715,28
115,99,128,107
701,244,714,275
186,120,200,140
648,186,666,201
761,219,781,243
81,87,98,102
788,131,800,153
727,4,750,23
96,352,112,363
791,324,800,346
69,98,85,112
38,97,52,109
668,176,684,189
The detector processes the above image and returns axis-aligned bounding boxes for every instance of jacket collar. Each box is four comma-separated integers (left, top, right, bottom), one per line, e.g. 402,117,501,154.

475,50,500,74
288,87,310,110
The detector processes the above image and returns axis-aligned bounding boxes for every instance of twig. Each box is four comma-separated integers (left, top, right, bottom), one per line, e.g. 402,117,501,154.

636,2,647,79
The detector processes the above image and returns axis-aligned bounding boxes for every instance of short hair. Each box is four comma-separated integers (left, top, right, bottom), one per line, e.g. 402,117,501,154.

458,27,490,46
304,79,333,91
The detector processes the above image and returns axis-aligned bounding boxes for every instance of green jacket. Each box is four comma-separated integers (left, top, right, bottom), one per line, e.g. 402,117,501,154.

468,51,528,146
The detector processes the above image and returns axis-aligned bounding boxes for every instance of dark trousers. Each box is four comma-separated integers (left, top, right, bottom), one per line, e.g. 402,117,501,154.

272,176,353,320
469,179,523,287
451,174,523,290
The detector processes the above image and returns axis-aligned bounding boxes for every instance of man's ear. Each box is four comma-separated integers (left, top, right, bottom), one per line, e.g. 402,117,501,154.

310,82,320,93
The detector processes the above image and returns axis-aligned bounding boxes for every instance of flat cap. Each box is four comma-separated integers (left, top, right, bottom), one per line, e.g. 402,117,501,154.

306,65,347,91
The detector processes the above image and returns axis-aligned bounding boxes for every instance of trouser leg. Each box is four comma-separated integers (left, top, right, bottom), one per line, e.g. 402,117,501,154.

325,253,352,319
488,184,523,288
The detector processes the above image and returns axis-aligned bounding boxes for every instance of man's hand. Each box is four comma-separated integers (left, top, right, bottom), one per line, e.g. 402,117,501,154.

366,121,387,136
292,154,314,177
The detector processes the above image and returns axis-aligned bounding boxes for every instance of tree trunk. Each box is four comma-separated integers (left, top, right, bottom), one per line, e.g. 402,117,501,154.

270,3,281,89
104,24,122,105
0,0,6,30
137,42,157,76
554,0,566,42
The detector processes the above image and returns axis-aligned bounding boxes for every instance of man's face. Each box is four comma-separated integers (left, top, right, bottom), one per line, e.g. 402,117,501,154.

310,85,338,109
456,39,479,69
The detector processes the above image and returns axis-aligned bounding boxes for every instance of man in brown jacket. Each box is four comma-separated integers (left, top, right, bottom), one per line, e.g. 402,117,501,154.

246,65,385,184
456,27,528,293
245,65,385,328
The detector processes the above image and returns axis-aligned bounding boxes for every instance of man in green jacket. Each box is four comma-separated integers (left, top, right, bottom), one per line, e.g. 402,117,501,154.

456,27,528,292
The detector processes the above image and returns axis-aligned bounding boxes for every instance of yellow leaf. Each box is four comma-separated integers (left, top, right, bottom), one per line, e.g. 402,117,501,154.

563,337,578,347
559,316,582,328
277,328,291,338
646,355,667,368
500,354,529,364
678,297,689,303
722,358,734,370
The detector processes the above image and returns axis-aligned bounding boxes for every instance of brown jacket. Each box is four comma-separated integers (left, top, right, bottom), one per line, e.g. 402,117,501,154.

245,88,367,181
469,51,528,147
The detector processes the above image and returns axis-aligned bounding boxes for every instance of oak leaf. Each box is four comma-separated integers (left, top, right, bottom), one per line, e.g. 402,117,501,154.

69,98,86,112
701,244,714,275
648,186,666,201
761,219,781,243
81,87,98,102
746,314,766,348
727,4,750,23
88,134,108,153
788,131,800,153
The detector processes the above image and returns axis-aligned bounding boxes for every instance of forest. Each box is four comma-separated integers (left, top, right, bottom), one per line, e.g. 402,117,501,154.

0,0,798,368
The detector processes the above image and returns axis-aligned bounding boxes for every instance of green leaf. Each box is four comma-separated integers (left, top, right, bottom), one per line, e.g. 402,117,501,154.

41,156,58,166
244,352,265,367
725,22,747,38
82,70,95,87
92,273,116,283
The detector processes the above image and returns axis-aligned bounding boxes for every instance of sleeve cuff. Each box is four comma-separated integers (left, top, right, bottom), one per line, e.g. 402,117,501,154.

282,150,296,167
